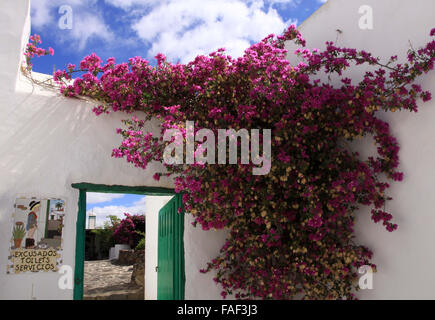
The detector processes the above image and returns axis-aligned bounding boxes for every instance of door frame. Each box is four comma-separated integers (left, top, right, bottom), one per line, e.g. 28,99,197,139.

71,182,183,300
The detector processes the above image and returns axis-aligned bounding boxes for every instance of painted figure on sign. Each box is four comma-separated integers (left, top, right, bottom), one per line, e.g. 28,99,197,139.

26,201,40,248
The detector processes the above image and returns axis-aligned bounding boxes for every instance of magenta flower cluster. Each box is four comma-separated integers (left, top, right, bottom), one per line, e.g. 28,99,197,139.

23,34,54,70
113,213,145,247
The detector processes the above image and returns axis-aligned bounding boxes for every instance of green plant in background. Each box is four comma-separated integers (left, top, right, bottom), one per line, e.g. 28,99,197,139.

106,215,121,229
90,215,121,258
135,231,145,251
91,228,115,257
12,223,26,239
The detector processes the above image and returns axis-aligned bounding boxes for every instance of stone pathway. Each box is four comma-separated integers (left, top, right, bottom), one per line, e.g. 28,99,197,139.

83,260,144,300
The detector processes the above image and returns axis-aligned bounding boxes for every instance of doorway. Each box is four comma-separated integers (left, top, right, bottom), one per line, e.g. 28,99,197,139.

84,192,146,299
71,183,185,300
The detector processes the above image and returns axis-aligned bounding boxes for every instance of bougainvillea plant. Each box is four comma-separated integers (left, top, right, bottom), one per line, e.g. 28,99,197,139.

26,26,435,299
113,213,145,247
23,34,54,71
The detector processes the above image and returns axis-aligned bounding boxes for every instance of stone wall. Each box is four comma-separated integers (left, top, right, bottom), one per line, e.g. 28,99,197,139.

116,249,145,288
131,250,145,287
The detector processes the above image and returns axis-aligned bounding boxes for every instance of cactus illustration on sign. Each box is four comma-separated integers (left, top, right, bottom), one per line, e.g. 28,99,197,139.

12,222,26,248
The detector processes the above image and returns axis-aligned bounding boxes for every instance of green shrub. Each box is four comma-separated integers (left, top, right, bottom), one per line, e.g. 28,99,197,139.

90,215,121,257
134,230,145,251
135,237,145,251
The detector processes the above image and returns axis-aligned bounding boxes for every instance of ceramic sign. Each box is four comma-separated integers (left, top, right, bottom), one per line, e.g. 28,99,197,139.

7,198,65,274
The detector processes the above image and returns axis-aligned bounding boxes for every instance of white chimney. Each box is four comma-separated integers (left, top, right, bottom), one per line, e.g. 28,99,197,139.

88,213,96,230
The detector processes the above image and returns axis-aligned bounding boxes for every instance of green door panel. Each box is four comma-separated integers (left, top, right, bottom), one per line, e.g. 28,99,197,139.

157,194,185,300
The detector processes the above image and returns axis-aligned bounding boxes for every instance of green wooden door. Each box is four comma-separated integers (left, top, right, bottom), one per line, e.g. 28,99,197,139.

157,194,185,300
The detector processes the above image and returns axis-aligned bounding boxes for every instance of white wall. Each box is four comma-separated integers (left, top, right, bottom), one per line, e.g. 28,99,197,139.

0,0,30,93
184,214,229,300
0,0,174,300
144,197,229,300
144,195,173,300
285,0,435,299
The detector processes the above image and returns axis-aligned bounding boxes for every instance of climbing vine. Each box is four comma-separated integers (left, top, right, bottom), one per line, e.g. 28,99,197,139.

26,26,435,299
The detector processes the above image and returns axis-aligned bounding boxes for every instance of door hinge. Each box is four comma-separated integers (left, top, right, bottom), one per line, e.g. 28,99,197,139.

155,266,159,272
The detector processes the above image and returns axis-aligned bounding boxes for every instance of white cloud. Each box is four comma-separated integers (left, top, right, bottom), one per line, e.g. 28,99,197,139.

104,0,162,10
31,0,55,27
31,0,299,61
105,0,300,10
127,0,297,63
70,13,114,50
86,192,125,204
267,0,301,7
30,0,113,51
31,0,90,28
87,196,147,227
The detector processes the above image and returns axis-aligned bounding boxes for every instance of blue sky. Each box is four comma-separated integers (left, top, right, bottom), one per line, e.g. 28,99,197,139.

86,193,147,228
30,0,327,75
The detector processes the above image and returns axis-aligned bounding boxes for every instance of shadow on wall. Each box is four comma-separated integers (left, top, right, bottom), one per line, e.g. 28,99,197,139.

0,92,96,184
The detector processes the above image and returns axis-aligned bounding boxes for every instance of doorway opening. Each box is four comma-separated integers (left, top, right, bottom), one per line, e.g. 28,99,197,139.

71,183,185,300
83,192,146,300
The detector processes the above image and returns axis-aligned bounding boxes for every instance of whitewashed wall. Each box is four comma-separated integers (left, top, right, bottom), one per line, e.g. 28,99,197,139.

184,214,229,300
145,195,229,300
285,0,435,299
